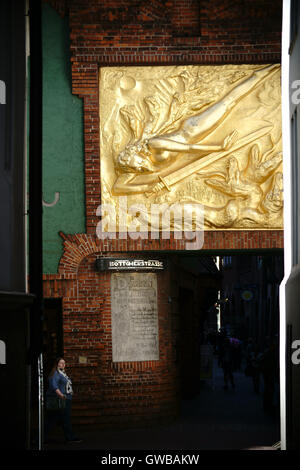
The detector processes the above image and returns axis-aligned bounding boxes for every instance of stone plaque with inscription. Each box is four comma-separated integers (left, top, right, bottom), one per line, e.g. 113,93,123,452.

111,272,159,362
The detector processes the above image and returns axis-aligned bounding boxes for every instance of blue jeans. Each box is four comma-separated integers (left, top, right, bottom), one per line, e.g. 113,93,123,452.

44,399,75,441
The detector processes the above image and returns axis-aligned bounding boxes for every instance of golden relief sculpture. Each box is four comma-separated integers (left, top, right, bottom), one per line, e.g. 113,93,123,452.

99,64,282,230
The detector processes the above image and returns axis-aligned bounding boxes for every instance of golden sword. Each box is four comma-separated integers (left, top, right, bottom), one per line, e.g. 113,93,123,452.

146,126,273,197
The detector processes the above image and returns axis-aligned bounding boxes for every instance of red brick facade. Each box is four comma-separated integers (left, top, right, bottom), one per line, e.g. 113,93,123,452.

44,251,178,426
66,0,282,237
43,237,219,426
43,0,283,426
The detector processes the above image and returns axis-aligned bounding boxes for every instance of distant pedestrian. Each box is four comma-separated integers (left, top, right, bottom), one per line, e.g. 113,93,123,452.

260,338,278,413
217,328,227,367
220,337,235,390
230,337,242,371
246,337,254,363
249,345,262,394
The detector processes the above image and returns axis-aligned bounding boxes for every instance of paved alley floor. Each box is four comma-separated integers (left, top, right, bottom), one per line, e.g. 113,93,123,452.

44,359,280,451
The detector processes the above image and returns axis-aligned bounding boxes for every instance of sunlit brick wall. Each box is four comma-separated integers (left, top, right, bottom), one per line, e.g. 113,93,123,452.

42,0,283,426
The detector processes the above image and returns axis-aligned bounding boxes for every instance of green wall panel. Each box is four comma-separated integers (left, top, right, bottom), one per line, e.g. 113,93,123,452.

42,5,85,273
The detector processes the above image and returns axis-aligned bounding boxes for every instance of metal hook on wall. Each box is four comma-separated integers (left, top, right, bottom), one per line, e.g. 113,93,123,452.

42,192,60,207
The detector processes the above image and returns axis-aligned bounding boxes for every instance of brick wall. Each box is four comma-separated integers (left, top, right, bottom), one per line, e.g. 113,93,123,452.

44,250,179,426
43,0,283,426
54,0,283,239
43,241,220,426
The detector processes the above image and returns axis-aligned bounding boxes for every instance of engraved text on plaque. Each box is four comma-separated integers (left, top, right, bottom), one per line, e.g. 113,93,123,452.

111,272,159,362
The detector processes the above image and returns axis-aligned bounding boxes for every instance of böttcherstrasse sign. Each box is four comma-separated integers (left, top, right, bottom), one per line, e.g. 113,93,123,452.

96,258,165,271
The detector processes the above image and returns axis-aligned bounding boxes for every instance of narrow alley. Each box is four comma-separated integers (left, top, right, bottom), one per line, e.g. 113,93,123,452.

45,358,280,451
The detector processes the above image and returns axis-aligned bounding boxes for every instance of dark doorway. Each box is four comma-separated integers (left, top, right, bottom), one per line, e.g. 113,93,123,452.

178,287,199,399
30,298,64,441
43,298,64,379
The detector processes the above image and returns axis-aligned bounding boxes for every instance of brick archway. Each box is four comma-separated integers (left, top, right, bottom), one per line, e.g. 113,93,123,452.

57,230,284,277
42,0,283,428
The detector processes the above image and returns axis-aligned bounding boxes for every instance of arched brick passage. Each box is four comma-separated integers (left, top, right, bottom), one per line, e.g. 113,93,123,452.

57,230,284,277
42,0,283,427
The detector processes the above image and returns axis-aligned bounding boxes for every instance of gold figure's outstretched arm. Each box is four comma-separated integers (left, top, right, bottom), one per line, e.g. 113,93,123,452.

148,137,220,153
113,174,143,195
148,130,238,154
112,173,163,195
